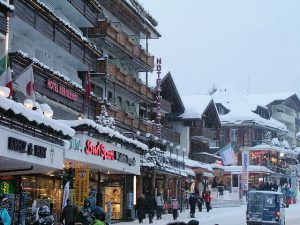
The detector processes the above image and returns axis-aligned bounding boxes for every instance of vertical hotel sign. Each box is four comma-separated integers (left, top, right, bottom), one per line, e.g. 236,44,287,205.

155,58,162,138
74,168,90,206
242,151,249,191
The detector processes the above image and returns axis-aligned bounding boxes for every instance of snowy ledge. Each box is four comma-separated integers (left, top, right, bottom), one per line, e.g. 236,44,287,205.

59,119,148,151
241,144,298,157
0,96,75,138
184,157,213,172
14,51,102,102
0,0,14,12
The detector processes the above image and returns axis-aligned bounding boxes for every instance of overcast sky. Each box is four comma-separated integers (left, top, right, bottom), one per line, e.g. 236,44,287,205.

140,0,300,96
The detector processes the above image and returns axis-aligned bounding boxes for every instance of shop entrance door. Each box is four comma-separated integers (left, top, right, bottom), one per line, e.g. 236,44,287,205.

104,186,123,220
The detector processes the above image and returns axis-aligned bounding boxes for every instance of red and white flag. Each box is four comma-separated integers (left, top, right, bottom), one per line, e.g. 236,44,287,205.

15,66,35,101
0,67,13,96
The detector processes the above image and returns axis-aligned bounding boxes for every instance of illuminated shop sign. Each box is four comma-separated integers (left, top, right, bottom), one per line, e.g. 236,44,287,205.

84,139,136,166
47,79,79,101
8,137,47,158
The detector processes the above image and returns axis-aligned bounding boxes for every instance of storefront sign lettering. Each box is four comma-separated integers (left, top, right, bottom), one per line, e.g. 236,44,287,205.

47,79,78,101
242,151,249,191
8,137,47,158
69,138,82,151
155,58,162,138
84,139,136,165
114,152,136,166
85,140,115,160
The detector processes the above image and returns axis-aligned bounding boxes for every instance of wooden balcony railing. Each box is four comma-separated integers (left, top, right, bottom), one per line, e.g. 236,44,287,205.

90,20,154,69
161,128,180,144
190,127,216,140
96,60,155,101
107,106,180,144
14,0,101,68
67,0,101,26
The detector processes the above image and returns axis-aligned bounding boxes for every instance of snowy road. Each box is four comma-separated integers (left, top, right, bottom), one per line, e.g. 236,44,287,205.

117,202,300,225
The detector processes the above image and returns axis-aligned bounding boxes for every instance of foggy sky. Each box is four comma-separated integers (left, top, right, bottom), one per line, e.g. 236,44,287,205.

140,0,300,96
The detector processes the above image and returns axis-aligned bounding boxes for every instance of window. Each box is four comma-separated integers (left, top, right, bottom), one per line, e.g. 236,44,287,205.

108,91,113,102
230,128,237,142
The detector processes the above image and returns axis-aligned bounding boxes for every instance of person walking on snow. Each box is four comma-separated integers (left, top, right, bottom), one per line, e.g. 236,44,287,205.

204,191,212,212
136,194,146,223
188,193,197,218
0,197,11,225
171,197,179,220
156,193,164,220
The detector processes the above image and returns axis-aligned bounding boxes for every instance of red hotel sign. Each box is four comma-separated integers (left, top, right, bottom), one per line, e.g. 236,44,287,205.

47,79,79,101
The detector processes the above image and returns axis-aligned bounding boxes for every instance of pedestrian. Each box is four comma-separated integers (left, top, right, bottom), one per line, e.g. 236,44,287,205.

136,194,146,223
155,193,164,220
187,219,199,225
0,196,11,225
145,193,156,223
62,199,78,225
79,198,93,225
171,197,179,220
188,193,197,218
197,194,203,212
204,191,212,212
91,206,106,225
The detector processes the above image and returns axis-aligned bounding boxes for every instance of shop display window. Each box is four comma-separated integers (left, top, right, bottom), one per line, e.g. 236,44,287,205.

104,186,123,220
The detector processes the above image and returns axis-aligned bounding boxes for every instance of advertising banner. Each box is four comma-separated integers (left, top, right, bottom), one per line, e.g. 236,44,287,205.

62,181,70,210
242,151,249,191
74,168,90,207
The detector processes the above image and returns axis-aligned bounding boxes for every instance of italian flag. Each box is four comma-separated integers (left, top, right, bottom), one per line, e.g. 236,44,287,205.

0,53,13,96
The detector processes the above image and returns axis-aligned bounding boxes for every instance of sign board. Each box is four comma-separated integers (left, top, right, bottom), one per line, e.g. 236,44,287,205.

242,151,249,191
74,168,90,207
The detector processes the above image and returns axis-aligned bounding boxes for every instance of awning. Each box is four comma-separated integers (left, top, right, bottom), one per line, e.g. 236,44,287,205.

203,172,214,178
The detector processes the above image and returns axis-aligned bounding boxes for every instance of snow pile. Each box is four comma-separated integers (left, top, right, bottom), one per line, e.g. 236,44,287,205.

15,51,101,101
223,165,273,174
180,95,214,119
0,96,75,137
141,150,187,176
59,119,148,151
184,158,213,172
0,0,14,11
213,85,287,132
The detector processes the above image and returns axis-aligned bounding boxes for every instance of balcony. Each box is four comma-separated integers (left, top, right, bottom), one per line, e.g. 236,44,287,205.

96,59,155,102
161,128,180,145
13,0,101,68
89,20,154,70
107,106,180,144
66,0,101,26
190,127,216,140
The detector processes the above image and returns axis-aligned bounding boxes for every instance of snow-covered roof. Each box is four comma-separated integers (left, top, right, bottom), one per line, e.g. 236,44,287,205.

184,157,213,172
0,0,14,11
0,96,75,138
213,85,287,132
223,165,273,174
180,95,213,119
59,119,148,151
247,92,296,107
203,172,214,178
185,167,196,176
242,144,298,157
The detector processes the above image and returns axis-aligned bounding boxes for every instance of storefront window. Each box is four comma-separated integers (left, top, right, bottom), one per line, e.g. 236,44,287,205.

104,186,123,220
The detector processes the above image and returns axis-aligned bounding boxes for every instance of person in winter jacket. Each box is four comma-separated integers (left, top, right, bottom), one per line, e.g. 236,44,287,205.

145,193,156,223
62,199,78,225
79,198,93,225
155,193,164,220
0,197,11,225
188,193,197,218
171,197,179,220
136,194,146,223
91,206,106,225
204,191,211,212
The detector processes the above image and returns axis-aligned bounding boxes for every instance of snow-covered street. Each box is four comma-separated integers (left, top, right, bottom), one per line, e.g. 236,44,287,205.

117,203,300,225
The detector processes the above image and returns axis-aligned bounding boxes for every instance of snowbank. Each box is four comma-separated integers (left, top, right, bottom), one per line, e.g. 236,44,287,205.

0,0,14,11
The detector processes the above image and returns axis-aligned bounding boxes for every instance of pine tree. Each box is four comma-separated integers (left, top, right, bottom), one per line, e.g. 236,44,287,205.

96,105,115,129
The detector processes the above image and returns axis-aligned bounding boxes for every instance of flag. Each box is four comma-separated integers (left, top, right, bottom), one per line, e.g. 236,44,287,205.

62,181,70,210
15,66,35,101
85,70,91,102
0,53,13,96
219,143,235,166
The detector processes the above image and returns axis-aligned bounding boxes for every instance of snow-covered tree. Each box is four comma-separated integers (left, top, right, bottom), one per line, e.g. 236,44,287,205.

96,105,115,129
